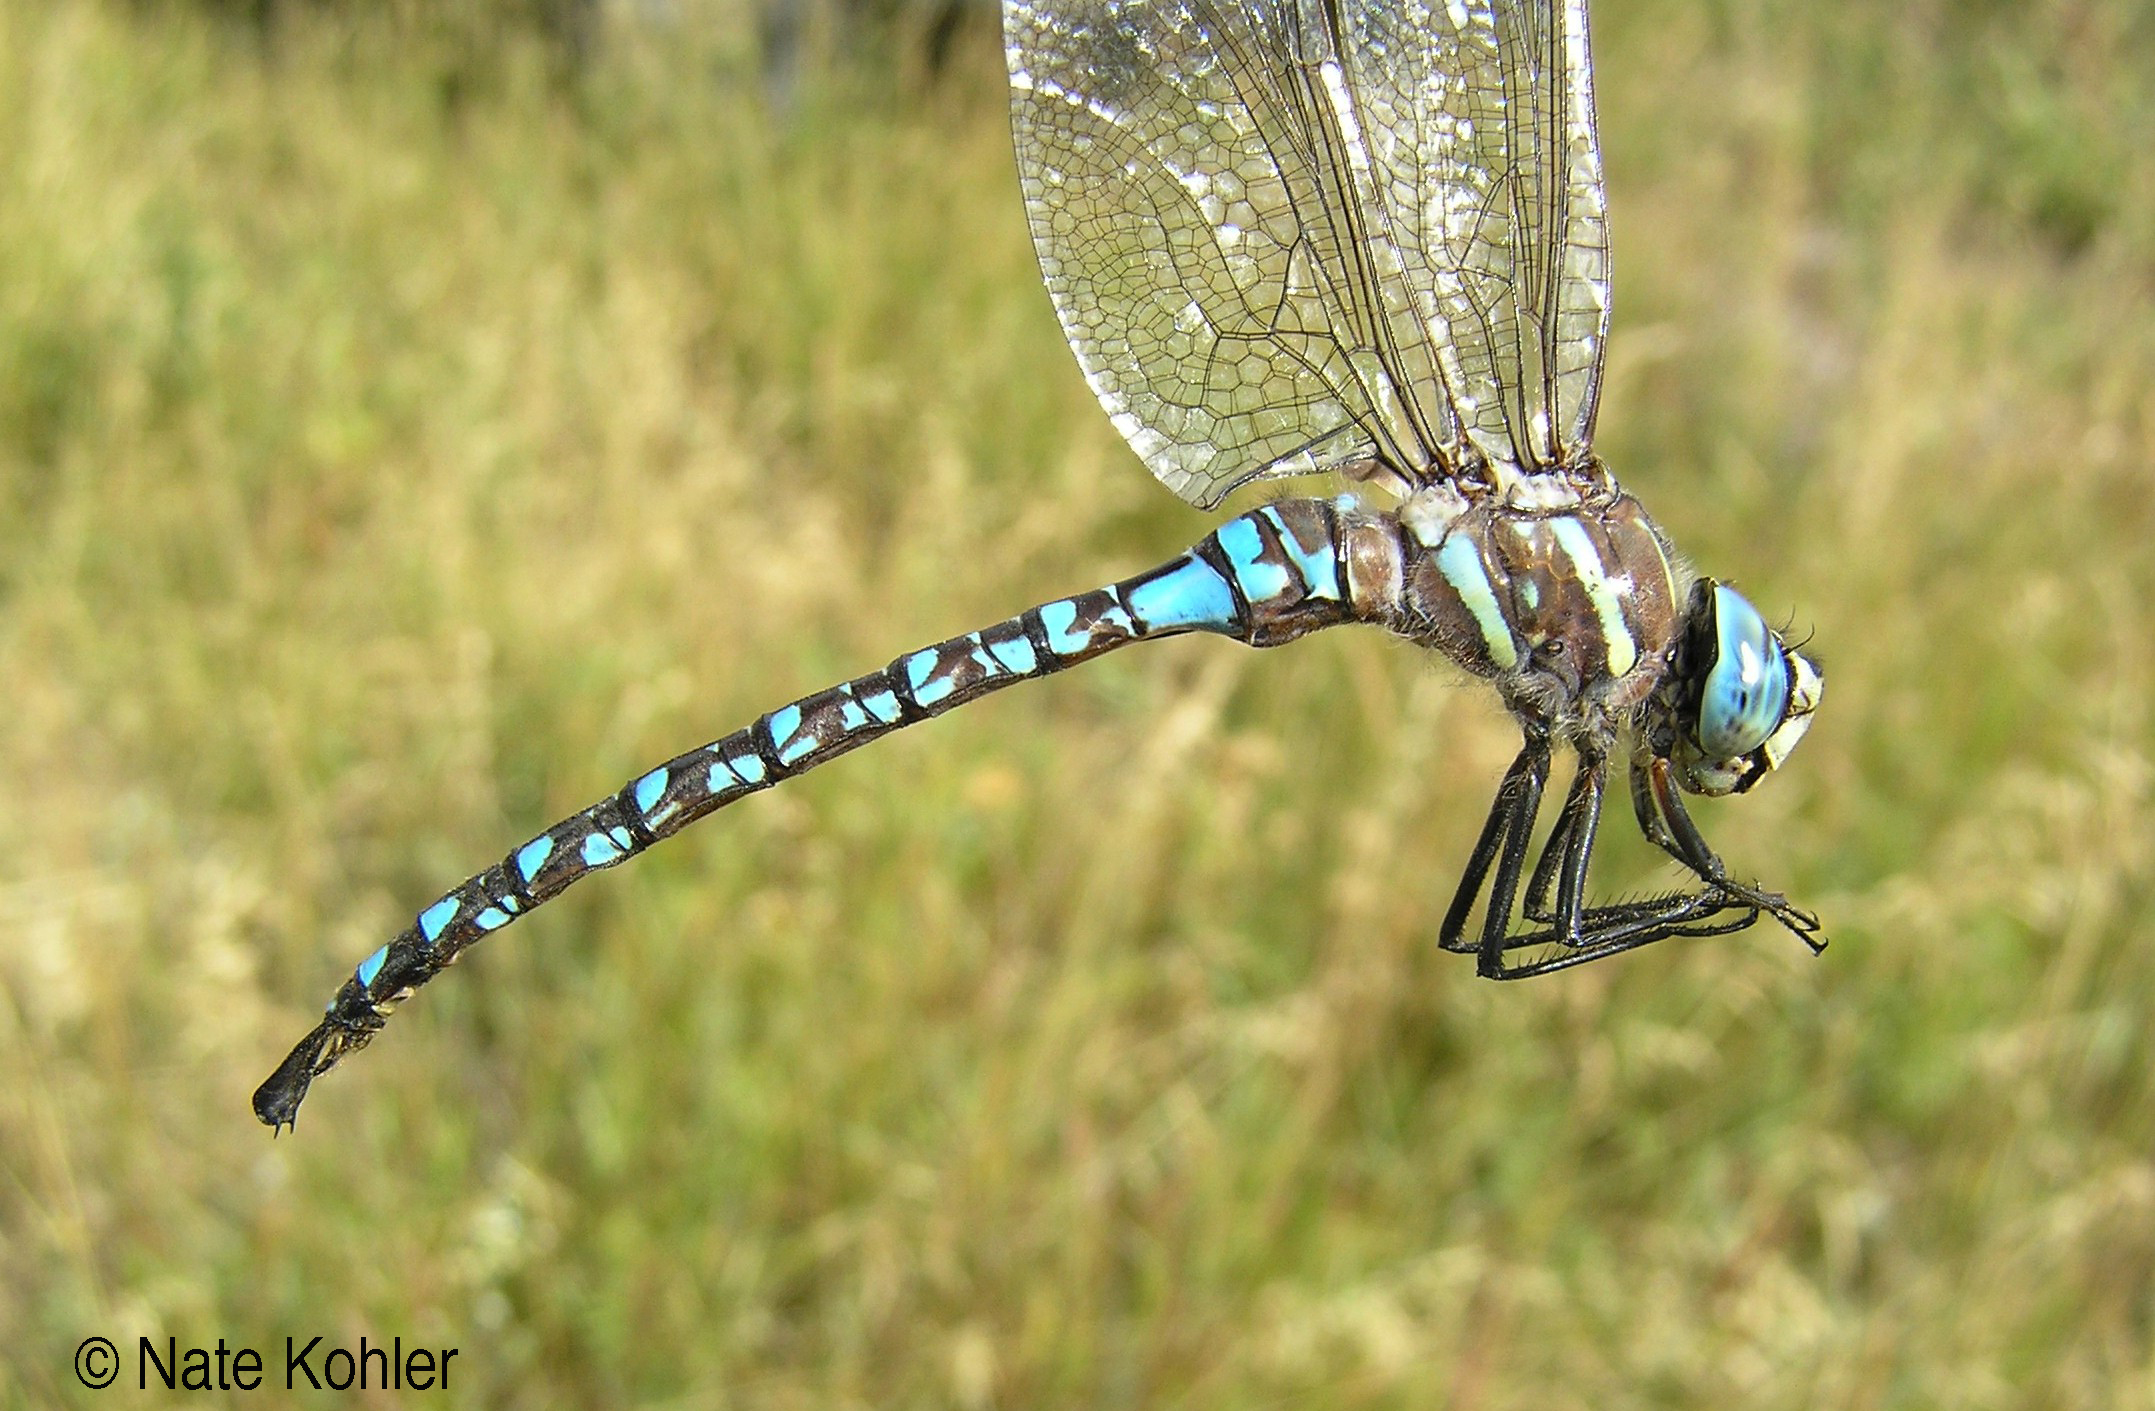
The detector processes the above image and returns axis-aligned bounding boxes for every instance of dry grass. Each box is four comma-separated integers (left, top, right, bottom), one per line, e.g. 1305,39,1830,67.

1,0,2152,1405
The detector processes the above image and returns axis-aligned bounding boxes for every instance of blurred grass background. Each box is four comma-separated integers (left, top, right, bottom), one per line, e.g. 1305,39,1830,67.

1,0,2152,1404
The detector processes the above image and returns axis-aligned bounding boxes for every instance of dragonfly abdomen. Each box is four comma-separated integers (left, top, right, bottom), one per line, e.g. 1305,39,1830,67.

255,498,1380,1129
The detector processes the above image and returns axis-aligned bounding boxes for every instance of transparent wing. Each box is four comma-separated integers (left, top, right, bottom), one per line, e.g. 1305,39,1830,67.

1003,0,1611,506
1366,0,1611,472
1005,0,1458,507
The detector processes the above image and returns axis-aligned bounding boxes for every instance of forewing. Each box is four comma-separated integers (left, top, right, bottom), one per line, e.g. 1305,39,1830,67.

1006,0,1614,501
1346,0,1611,474
1004,0,1463,508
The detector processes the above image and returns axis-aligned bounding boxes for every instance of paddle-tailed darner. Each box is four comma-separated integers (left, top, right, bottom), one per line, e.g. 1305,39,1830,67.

257,0,1823,1130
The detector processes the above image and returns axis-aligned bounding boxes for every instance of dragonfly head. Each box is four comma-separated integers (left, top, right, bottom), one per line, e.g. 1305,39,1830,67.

1661,580,1822,797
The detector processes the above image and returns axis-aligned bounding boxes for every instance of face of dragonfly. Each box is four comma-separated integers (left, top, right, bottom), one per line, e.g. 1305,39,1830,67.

1662,581,1823,797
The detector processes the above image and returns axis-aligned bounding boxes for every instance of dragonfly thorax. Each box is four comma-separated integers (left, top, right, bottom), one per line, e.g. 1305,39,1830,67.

1376,486,1821,793
1382,485,1685,745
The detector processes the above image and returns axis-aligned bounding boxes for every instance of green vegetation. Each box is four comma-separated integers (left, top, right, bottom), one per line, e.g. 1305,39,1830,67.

2,1,2151,1404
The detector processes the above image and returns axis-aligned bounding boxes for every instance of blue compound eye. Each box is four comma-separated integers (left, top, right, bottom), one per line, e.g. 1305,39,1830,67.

1697,585,1790,759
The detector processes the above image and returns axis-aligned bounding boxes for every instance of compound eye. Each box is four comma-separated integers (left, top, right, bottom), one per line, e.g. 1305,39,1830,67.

1697,585,1791,759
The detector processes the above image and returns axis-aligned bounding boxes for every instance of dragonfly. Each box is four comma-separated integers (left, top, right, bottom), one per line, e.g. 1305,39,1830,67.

256,0,1824,1131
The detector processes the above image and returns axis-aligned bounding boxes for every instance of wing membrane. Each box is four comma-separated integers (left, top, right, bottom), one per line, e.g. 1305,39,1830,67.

1367,0,1610,471
1003,0,1611,504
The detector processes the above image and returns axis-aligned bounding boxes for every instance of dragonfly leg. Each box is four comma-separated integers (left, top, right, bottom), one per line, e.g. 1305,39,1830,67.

1519,749,1605,942
1438,728,1552,957
1489,754,1823,969
1433,730,1558,980
1640,757,1824,953
1461,747,1794,980
1518,784,1575,927
1479,893,1765,978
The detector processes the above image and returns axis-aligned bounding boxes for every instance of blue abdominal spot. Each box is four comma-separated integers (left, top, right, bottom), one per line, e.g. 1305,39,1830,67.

1124,555,1236,632
355,946,388,989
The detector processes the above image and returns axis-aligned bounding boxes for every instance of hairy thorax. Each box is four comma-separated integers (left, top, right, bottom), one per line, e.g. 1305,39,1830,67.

1382,481,1688,743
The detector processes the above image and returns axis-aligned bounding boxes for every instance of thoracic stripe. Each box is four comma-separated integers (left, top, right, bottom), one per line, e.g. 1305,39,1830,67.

1435,532,1520,671
1549,518,1637,679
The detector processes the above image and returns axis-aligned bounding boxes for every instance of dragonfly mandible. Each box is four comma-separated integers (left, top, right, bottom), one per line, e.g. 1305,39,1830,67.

256,0,1823,1131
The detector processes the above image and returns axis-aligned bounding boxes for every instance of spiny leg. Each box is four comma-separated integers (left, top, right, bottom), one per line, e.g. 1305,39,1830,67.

1520,749,1606,942
1437,728,1551,956
1477,900,1765,977
1445,738,1715,971
1519,772,1579,926
1476,756,1824,978
1473,735,1554,979
1638,757,1824,952
1519,755,1754,943
1487,769,1768,978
